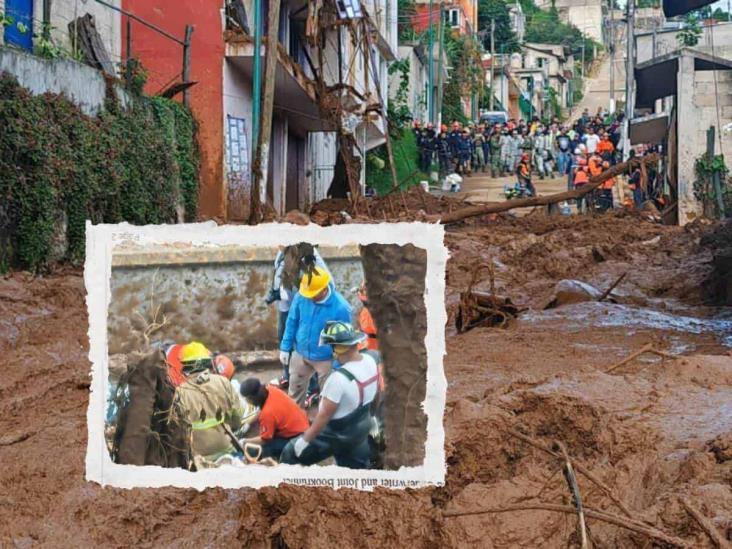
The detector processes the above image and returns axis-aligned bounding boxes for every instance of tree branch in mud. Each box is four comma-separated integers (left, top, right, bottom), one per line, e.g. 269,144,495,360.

598,272,627,303
135,269,170,346
554,441,589,549
506,428,634,520
429,154,660,225
605,344,678,374
678,497,732,549
443,503,689,548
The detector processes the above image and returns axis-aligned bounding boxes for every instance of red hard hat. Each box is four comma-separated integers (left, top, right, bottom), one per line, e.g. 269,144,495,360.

521,152,530,160
213,354,235,380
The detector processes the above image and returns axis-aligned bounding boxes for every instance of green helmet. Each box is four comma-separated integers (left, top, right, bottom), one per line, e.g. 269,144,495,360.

319,321,367,347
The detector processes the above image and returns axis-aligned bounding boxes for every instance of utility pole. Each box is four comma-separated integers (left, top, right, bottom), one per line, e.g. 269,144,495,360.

251,0,281,221
428,0,434,125
581,41,585,80
251,0,262,166
623,0,635,161
489,18,495,111
436,5,446,127
609,0,615,113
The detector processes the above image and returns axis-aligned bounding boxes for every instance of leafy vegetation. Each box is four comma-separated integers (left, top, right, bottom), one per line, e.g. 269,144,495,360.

441,32,483,123
695,153,730,217
0,73,199,271
366,129,429,195
677,13,703,47
478,0,521,54
519,0,600,63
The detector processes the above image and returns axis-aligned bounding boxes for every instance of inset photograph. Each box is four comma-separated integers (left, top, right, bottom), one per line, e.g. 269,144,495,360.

87,223,447,489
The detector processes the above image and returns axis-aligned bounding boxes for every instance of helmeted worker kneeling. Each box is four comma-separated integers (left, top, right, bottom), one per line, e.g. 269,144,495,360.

281,321,379,469
175,341,244,461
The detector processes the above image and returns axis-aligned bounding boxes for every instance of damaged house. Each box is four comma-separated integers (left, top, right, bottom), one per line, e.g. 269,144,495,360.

123,0,397,221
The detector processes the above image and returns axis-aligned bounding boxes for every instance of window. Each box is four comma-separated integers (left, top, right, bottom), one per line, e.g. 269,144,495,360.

225,116,249,183
445,8,460,28
536,58,545,68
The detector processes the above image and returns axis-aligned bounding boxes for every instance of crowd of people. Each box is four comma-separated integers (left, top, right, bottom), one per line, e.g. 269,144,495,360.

111,246,384,471
413,107,663,212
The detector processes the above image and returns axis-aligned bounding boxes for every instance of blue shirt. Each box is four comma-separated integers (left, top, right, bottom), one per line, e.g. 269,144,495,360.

280,287,352,361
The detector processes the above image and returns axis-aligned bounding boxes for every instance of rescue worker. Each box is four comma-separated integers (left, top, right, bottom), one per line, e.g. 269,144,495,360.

490,128,503,177
419,123,436,172
436,129,452,177
239,378,309,460
473,127,486,172
280,268,352,407
516,153,535,196
588,151,604,211
457,129,473,175
597,133,615,162
281,321,380,469
598,160,615,211
628,166,643,207
508,130,523,172
573,157,590,213
499,129,512,175
174,342,244,461
356,281,378,351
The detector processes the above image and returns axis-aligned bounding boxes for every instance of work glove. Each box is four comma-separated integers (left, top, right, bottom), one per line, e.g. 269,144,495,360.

293,436,310,458
279,351,291,366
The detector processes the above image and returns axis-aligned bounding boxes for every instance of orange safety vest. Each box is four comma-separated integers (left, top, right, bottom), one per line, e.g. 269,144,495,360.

602,176,616,190
588,156,603,177
574,167,589,186
597,140,614,154
358,307,379,351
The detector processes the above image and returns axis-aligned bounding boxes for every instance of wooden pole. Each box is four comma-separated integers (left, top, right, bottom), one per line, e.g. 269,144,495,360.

251,0,282,223
182,25,194,106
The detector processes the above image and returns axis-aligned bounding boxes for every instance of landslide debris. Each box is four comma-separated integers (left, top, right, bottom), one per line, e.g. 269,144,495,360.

2,213,732,548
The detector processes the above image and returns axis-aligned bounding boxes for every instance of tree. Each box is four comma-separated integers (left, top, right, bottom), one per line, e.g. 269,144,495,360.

519,0,599,63
477,0,521,53
677,13,703,46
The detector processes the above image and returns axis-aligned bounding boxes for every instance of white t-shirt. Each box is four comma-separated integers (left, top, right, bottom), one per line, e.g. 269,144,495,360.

584,134,600,154
320,354,379,419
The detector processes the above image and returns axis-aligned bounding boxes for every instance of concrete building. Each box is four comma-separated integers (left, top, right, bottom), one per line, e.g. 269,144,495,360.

632,23,732,225
1,0,121,62
412,0,479,118
390,42,449,126
483,52,522,120
123,0,396,221
524,43,573,111
535,0,604,43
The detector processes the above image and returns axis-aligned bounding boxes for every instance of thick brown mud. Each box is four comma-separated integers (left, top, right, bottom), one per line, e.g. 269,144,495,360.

2,213,732,547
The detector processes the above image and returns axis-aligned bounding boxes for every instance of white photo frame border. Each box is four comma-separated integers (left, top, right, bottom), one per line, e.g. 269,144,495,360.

85,221,448,490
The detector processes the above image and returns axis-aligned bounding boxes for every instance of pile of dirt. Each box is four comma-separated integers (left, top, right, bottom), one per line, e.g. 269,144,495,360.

700,220,732,305
2,213,732,547
310,186,470,225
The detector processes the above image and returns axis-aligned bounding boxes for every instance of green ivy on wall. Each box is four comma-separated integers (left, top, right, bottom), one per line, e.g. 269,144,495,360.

0,72,200,271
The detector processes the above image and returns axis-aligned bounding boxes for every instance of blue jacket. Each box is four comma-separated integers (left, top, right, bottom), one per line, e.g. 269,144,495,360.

280,287,352,361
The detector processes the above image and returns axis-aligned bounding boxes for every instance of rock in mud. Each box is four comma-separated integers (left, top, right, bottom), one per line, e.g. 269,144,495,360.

543,279,617,309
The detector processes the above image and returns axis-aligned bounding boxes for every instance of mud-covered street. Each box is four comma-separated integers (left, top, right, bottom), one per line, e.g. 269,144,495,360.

2,211,731,547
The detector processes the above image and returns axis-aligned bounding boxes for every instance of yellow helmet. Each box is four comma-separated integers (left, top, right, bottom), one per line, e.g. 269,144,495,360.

299,267,331,299
180,341,211,364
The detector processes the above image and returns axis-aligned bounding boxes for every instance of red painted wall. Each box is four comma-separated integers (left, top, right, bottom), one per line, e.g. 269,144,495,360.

122,0,225,220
